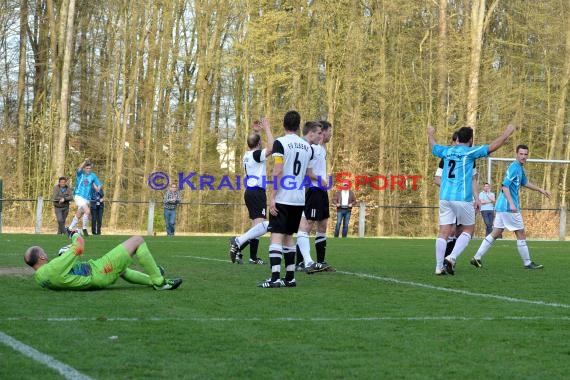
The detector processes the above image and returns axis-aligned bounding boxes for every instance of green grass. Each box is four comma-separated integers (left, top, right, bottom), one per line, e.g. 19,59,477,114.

1,234,570,379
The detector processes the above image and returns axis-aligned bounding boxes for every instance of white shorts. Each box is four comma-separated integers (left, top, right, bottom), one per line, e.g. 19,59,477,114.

439,200,475,226
74,195,89,208
493,212,524,231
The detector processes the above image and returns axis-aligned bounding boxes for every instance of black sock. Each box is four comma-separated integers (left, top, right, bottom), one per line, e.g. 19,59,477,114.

445,238,456,257
249,239,259,260
296,245,304,265
284,249,296,281
316,236,326,263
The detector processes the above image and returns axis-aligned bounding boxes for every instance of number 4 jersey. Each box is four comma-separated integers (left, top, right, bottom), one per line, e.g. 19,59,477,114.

432,144,489,202
272,134,315,206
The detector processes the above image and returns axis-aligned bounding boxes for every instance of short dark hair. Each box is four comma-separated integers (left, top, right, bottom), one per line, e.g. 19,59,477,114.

451,132,459,142
516,144,529,152
58,176,67,181
302,121,322,136
247,133,261,149
456,127,473,143
24,246,42,267
283,110,301,132
318,120,331,131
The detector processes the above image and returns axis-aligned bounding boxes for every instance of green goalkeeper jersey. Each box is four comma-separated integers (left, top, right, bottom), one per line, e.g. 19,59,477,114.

34,234,94,290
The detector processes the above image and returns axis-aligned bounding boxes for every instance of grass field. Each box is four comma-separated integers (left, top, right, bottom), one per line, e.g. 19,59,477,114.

1,234,569,379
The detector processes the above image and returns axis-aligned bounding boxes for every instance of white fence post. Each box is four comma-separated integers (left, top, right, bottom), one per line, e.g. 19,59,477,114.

559,207,566,241
35,196,43,234
147,200,155,236
358,201,366,238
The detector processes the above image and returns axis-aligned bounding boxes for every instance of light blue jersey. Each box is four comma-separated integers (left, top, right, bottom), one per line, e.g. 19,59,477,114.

432,144,489,201
74,169,101,199
495,161,527,212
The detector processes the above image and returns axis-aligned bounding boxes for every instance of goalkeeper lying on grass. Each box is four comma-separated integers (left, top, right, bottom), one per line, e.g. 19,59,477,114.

24,230,182,291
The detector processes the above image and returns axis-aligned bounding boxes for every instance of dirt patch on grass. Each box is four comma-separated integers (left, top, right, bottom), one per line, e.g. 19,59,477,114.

0,267,33,276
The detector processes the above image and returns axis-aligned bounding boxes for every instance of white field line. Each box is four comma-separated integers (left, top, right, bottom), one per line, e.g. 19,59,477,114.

180,255,570,309
0,331,93,380
2,316,570,322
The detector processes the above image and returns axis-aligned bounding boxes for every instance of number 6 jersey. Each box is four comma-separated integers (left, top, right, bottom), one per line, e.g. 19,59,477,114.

271,134,315,205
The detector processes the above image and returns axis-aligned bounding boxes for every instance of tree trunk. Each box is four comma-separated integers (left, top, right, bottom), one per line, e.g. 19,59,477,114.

437,0,448,131
465,0,485,130
16,0,28,194
52,0,76,177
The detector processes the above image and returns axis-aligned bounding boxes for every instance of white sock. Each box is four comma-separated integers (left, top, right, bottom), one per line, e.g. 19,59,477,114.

436,238,447,270
474,235,495,260
449,232,472,261
69,216,79,230
517,240,531,266
296,231,314,265
82,214,89,229
237,221,269,246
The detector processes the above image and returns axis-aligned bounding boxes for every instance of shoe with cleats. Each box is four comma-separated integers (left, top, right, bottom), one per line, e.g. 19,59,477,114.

153,278,183,290
249,258,264,265
305,262,329,274
444,257,456,275
524,261,544,270
282,278,297,287
470,257,482,268
229,237,240,263
257,278,285,288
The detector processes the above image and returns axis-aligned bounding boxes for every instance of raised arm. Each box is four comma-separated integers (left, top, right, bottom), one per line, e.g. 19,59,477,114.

427,125,437,150
261,117,274,155
488,124,516,153
78,158,90,172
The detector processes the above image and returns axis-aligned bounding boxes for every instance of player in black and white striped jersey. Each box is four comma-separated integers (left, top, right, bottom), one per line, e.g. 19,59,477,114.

229,118,274,265
258,112,320,288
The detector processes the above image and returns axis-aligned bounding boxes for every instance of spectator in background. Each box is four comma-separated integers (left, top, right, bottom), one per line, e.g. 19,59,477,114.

163,182,181,236
52,176,73,234
333,184,356,238
90,185,105,235
479,182,495,236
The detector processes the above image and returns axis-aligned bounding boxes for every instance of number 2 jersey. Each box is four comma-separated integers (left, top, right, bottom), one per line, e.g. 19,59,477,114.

432,144,489,202
272,134,315,206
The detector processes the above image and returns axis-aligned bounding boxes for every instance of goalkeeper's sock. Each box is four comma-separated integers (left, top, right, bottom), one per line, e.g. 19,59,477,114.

135,242,164,285
120,268,152,285
82,214,89,229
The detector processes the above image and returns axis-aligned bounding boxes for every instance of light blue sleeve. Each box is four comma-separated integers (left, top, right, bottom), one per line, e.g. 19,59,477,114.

432,145,446,158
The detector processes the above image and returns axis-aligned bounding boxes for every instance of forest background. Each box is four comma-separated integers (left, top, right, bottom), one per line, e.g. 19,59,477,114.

0,0,569,237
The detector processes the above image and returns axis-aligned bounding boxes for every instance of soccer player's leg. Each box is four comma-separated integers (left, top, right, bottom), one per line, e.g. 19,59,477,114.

314,189,331,270
123,236,182,290
436,201,455,275
296,215,314,269
259,205,287,288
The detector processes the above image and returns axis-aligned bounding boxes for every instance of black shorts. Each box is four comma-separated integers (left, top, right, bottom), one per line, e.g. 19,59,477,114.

303,188,330,221
268,204,304,235
244,188,267,219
